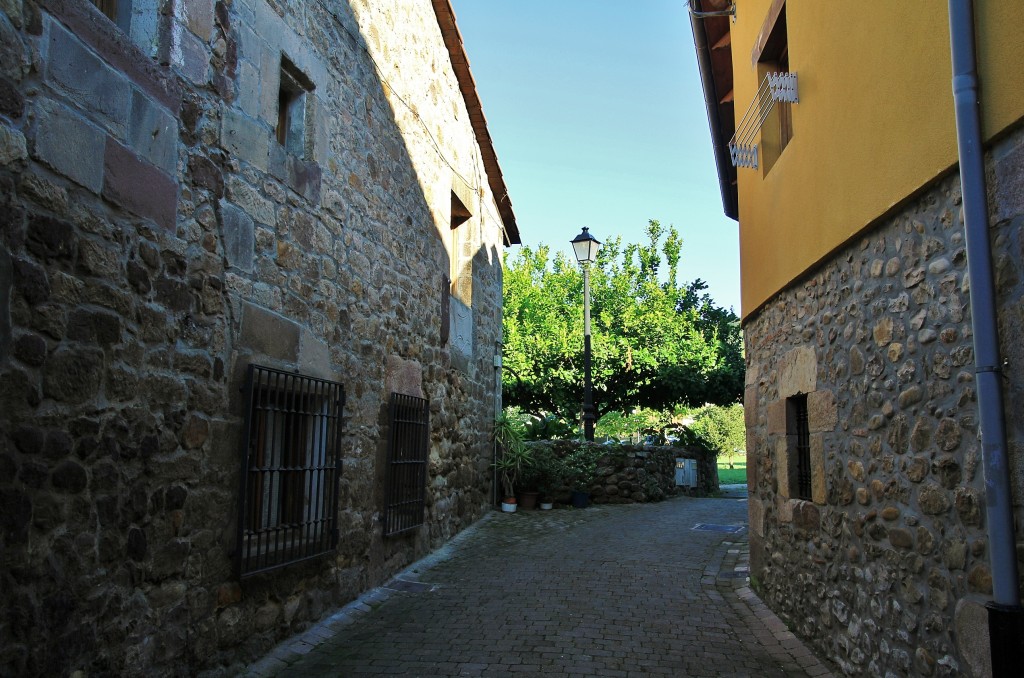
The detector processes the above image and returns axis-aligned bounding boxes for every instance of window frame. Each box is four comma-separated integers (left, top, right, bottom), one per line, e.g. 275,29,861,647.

787,393,812,501
236,364,344,578
276,58,315,158
449,189,473,304
383,393,430,537
753,0,792,173
90,0,132,35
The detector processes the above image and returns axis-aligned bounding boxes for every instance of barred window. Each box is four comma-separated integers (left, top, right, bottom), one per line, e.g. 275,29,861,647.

383,393,430,537
237,365,344,577
788,394,812,500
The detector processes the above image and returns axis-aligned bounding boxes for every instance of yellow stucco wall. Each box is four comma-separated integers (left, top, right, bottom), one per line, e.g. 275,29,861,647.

735,1,1024,318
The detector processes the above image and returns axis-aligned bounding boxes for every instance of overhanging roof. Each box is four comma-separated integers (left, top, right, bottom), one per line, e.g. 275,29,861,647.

690,0,738,220
432,0,521,245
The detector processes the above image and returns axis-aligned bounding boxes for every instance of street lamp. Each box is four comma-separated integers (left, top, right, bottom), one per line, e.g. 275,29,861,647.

571,227,601,441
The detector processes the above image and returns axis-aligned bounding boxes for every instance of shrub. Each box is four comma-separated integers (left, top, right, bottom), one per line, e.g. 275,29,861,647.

687,404,745,457
561,444,602,491
520,444,563,496
493,412,531,498
522,413,575,441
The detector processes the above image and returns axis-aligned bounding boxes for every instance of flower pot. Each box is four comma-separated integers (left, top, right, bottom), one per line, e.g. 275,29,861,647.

518,491,539,510
539,502,554,510
501,498,517,513
570,490,590,508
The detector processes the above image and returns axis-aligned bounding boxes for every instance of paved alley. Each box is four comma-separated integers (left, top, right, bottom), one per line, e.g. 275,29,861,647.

242,493,835,677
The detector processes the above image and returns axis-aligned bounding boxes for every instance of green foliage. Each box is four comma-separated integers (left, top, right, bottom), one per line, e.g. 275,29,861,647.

520,445,563,496
502,220,744,428
717,463,747,485
493,413,531,498
523,414,575,441
687,404,745,457
595,408,668,440
561,444,602,491
669,426,710,450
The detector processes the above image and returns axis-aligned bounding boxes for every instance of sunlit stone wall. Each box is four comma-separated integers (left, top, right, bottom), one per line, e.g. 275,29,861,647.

0,0,507,674
743,123,1024,677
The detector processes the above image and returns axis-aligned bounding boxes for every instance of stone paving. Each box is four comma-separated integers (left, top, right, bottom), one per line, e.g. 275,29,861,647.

242,489,836,677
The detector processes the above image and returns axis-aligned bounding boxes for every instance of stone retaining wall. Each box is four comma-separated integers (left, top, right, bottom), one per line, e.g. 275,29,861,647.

744,122,1024,677
590,445,719,503
525,441,719,504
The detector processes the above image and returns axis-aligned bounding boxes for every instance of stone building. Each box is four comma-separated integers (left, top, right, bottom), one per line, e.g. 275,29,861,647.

690,1,1023,675
0,0,519,674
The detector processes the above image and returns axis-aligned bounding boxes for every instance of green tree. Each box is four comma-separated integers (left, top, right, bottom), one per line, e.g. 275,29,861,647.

502,221,743,425
594,408,667,440
688,404,746,457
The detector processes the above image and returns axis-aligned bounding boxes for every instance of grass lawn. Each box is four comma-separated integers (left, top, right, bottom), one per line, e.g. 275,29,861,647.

717,453,747,485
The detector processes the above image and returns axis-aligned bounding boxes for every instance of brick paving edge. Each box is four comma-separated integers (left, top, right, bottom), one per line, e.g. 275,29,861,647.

240,513,498,677
713,538,839,678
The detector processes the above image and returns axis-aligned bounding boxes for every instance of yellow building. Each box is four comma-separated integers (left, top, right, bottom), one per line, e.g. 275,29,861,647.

691,0,1024,674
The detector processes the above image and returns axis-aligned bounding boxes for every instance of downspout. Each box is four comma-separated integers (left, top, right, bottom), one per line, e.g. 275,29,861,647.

947,1,1023,673
493,340,503,507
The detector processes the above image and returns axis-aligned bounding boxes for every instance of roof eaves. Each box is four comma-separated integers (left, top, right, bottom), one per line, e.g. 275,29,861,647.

690,1,739,220
431,0,521,245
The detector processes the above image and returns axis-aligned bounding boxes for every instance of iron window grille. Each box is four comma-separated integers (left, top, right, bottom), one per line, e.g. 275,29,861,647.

792,394,812,500
236,365,344,578
383,393,430,537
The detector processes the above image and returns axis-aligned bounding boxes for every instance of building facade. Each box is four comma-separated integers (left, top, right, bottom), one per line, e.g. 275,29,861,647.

0,0,518,674
691,1,1024,675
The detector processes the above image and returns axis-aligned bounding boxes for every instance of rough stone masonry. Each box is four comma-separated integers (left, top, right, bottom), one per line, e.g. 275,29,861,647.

744,122,1024,677
0,0,514,675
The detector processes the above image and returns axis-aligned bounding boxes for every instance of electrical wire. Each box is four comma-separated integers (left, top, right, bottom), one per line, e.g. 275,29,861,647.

311,0,517,245
313,0,483,195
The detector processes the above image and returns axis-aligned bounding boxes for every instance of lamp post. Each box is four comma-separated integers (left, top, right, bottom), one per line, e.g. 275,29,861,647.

571,227,601,441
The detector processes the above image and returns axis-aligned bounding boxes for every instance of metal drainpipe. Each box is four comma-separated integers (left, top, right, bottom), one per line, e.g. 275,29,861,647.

947,1,1023,672
493,340,503,507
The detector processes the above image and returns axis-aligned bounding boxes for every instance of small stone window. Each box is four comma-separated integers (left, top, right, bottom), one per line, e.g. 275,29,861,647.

90,0,131,33
276,58,315,158
787,393,812,500
236,365,344,577
754,0,792,173
450,190,473,305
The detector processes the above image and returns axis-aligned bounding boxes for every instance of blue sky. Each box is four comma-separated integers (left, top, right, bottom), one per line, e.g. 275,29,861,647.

451,0,741,312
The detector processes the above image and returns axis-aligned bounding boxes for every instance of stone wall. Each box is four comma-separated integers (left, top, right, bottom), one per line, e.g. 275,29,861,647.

744,122,1024,677
525,441,718,503
587,445,718,502
0,1,509,675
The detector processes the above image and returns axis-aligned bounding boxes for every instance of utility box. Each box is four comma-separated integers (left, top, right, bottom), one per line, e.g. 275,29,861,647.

675,458,697,489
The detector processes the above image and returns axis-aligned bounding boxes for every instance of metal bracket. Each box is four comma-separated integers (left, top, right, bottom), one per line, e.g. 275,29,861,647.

767,71,799,104
728,71,799,169
688,0,736,19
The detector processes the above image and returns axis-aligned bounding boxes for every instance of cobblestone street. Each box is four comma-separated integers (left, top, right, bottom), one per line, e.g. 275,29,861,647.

243,491,836,677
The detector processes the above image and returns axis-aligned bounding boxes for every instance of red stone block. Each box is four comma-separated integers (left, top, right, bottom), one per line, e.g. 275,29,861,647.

102,139,178,230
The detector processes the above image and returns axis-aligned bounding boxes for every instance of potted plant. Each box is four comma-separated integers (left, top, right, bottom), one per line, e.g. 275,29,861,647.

517,463,542,510
493,413,531,512
563,444,599,508
528,445,562,509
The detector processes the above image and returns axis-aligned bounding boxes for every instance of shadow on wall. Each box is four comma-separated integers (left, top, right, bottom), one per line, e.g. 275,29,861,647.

0,0,511,676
